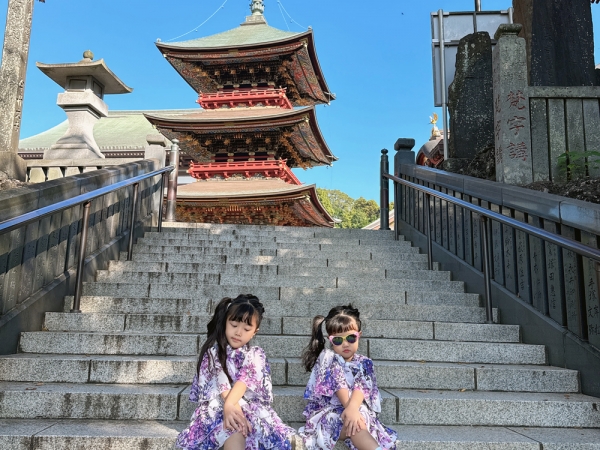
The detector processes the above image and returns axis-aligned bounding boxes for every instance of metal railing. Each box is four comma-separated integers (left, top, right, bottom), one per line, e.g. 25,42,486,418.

381,150,600,330
0,166,174,314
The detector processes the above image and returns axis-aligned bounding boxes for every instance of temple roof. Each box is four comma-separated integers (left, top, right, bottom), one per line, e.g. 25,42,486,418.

156,17,333,106
144,106,336,167
19,110,174,151
176,178,334,227
160,21,301,50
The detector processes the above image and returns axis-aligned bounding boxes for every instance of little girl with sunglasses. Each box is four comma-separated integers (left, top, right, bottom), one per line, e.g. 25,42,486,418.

299,304,397,450
176,294,300,450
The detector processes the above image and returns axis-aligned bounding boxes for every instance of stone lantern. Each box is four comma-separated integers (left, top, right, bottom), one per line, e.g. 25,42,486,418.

36,51,132,159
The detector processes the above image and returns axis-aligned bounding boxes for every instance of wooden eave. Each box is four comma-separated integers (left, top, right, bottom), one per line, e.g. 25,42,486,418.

156,30,333,105
177,183,334,227
144,107,337,165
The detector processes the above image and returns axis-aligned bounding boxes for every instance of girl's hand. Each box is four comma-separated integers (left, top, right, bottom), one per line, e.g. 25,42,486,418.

341,406,366,437
223,402,251,437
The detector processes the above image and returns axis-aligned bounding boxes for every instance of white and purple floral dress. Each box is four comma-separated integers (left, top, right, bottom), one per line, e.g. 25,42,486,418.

176,344,295,450
299,349,397,450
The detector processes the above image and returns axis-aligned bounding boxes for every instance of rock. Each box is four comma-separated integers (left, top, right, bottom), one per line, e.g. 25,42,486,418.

447,32,495,163
513,0,596,86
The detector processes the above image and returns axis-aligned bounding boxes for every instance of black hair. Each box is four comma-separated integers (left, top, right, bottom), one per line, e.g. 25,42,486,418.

197,294,265,382
301,304,361,372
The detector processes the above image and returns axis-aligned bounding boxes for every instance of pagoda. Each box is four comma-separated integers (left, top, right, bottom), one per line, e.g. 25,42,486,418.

146,0,336,227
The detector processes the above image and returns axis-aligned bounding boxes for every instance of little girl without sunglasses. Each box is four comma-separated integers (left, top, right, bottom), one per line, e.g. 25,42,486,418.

299,304,397,450
176,294,300,450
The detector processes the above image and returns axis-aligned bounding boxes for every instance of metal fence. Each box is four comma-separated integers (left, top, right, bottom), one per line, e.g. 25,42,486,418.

380,151,600,350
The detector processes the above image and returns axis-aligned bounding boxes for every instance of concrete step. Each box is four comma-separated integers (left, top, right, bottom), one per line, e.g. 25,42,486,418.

106,260,439,276
81,277,467,297
66,296,492,322
0,354,578,393
44,312,515,341
123,250,430,264
18,332,545,364
94,269,452,284
3,419,600,450
0,382,187,420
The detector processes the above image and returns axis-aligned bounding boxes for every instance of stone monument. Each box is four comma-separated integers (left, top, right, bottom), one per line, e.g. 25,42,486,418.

513,0,596,86
492,24,533,185
446,32,494,173
37,51,132,159
0,0,35,180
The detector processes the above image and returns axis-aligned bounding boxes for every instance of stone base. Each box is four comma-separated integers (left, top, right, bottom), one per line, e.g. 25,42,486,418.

443,158,471,174
44,145,105,160
0,152,27,181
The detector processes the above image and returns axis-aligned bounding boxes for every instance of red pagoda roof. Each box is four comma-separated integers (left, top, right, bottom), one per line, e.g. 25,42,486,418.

156,19,333,107
144,106,336,167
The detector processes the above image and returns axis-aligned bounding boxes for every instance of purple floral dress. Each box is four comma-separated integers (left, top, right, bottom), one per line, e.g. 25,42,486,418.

298,349,397,450
176,344,295,450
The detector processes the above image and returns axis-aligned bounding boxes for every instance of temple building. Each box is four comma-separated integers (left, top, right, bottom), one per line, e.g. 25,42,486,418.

146,0,336,226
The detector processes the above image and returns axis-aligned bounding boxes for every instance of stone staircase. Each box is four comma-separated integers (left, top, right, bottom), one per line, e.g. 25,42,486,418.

1,223,599,449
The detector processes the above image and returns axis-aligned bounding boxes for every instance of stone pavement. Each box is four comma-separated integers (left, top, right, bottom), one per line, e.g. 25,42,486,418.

0,223,599,449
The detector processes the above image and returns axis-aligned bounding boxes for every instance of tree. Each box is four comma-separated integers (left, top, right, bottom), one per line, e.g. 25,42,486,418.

316,188,380,229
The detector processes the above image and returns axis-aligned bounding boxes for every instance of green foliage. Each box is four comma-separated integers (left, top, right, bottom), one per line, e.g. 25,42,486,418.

557,151,600,181
316,188,380,229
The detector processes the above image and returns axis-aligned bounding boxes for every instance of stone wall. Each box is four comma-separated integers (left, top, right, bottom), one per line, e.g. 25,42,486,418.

0,160,162,353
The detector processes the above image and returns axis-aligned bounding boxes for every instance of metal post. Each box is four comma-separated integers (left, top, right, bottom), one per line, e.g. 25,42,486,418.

438,10,449,161
481,216,494,323
380,149,390,231
475,0,482,11
71,201,91,313
157,172,167,232
394,181,399,241
425,193,433,271
127,183,140,261
165,139,180,222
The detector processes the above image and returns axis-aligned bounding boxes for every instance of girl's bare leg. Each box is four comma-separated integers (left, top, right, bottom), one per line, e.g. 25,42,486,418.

223,432,246,450
339,428,379,450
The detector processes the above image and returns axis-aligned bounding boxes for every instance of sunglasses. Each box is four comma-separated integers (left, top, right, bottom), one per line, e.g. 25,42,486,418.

328,332,361,346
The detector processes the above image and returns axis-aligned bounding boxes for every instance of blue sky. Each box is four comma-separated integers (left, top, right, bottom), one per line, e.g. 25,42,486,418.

2,0,600,201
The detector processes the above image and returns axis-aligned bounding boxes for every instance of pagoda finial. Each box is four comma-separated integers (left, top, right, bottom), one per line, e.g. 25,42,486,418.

250,0,265,15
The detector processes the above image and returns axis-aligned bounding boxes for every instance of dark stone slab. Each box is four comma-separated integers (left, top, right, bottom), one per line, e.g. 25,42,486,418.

514,0,596,87
448,32,494,161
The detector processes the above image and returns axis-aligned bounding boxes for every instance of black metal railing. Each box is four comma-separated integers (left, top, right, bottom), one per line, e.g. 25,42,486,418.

0,166,173,314
381,150,600,336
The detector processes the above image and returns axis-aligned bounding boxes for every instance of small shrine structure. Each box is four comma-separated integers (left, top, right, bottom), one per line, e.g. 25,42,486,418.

146,0,336,226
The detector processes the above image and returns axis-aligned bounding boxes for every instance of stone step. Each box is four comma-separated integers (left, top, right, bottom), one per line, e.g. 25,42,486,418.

0,354,578,393
108,260,438,275
130,241,420,255
0,382,186,421
160,223,397,239
94,268,452,284
255,387,600,428
0,382,595,426
18,332,545,364
137,234,406,246
44,312,514,341
147,228,399,240
81,276,466,297
65,296,492,322
123,250,430,264
4,419,600,450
